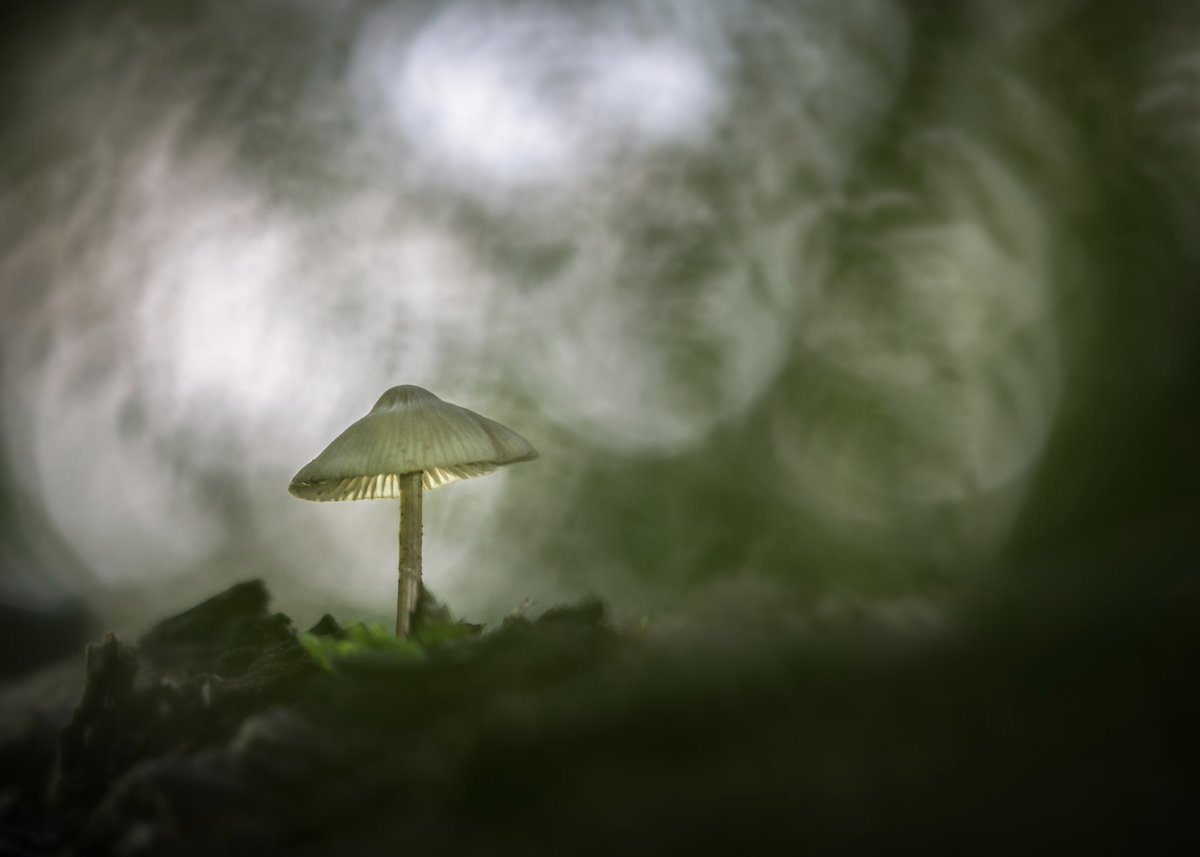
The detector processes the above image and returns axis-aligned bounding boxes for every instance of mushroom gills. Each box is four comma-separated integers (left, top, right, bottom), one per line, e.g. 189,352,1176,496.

291,462,499,501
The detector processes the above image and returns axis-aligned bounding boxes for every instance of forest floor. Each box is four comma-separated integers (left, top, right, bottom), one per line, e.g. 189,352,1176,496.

1,565,1197,856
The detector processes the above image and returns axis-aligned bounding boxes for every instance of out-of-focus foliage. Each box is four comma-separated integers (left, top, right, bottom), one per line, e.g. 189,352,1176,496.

0,0,1198,637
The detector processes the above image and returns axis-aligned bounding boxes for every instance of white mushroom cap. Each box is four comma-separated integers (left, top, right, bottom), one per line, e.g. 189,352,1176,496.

288,385,538,501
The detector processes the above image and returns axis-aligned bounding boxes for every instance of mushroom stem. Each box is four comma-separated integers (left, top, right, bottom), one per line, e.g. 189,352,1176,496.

396,471,423,637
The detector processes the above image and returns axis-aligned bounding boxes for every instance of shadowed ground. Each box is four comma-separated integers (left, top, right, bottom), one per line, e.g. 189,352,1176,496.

2,555,1197,855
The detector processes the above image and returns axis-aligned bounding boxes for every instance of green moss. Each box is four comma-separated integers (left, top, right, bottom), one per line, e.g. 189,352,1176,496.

299,623,424,671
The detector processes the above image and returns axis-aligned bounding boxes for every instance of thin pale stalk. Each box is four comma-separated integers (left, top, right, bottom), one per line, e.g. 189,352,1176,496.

396,471,423,637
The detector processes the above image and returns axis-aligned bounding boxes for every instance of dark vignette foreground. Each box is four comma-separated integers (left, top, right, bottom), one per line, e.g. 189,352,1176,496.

1,569,1197,857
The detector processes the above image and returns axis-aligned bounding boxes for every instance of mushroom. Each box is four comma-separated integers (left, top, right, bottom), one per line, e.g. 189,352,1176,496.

289,385,538,637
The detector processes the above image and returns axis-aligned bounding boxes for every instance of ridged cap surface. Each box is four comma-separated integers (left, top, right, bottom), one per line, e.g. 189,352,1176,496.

289,386,538,501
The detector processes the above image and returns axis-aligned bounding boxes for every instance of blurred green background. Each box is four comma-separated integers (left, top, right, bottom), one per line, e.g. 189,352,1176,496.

0,0,1197,658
